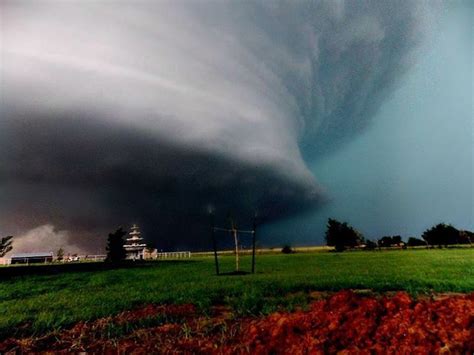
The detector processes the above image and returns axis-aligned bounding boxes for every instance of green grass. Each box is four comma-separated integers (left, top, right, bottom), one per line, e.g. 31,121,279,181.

0,248,473,339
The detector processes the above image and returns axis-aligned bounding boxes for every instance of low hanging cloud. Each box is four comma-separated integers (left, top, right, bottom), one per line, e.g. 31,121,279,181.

11,225,87,255
0,1,440,250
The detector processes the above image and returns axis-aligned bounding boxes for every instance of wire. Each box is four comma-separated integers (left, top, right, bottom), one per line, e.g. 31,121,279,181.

213,227,254,234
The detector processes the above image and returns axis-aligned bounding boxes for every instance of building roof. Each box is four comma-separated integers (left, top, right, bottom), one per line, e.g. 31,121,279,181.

11,252,53,258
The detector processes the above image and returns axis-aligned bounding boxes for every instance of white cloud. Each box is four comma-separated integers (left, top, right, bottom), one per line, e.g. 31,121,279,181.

12,225,86,255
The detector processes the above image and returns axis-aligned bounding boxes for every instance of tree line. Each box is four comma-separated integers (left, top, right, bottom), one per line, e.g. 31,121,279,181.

2,220,473,260
325,218,473,252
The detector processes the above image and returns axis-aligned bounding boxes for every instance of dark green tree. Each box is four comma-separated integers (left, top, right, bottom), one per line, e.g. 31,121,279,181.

407,237,427,247
0,236,13,257
105,228,127,263
422,223,460,247
325,218,364,252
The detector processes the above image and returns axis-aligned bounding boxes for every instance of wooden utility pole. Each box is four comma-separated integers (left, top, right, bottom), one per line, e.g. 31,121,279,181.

231,219,239,272
210,213,219,275
211,213,257,275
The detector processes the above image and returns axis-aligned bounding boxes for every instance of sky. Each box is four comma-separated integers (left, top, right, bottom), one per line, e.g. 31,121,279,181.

264,0,473,245
0,0,472,252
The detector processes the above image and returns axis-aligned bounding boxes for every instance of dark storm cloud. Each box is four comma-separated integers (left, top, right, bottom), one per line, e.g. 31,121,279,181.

0,0,439,250
0,112,321,249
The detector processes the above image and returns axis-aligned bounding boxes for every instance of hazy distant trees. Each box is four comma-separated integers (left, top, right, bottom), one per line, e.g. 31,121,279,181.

325,218,364,252
0,236,13,257
105,228,127,263
323,219,472,251
56,248,64,261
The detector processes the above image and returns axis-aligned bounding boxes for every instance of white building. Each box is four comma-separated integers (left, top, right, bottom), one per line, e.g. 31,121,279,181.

124,224,146,260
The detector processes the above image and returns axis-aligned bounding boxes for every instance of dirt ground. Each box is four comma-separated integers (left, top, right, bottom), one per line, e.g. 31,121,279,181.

1,291,473,354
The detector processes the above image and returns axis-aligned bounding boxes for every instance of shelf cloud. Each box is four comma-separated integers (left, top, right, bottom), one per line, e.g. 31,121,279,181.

1,0,439,250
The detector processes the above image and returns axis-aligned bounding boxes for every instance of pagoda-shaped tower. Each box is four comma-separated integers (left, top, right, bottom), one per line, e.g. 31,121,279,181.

124,224,146,260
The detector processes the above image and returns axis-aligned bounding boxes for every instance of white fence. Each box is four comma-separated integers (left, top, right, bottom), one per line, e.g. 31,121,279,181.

80,255,107,262
155,251,191,259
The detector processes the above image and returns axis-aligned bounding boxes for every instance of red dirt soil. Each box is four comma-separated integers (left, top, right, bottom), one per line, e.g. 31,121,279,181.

1,291,473,354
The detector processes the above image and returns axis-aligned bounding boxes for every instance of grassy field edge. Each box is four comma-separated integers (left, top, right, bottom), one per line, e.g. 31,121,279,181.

0,248,472,340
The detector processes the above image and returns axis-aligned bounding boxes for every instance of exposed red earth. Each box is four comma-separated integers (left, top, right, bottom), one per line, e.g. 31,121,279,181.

1,291,473,354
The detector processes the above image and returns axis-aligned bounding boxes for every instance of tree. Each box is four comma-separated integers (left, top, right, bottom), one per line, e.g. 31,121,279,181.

364,240,377,250
422,223,460,247
325,218,364,252
407,237,427,247
458,230,473,245
145,242,156,253
56,247,64,261
0,236,13,257
378,235,403,248
281,245,294,254
105,227,127,263
392,236,402,245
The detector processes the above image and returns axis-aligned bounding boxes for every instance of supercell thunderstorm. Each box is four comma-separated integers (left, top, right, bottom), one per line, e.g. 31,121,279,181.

0,1,439,250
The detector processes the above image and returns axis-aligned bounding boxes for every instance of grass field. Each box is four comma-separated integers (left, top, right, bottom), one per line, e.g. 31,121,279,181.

0,248,473,339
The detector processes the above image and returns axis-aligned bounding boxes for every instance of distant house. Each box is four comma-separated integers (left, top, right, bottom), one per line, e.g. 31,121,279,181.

10,252,53,264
